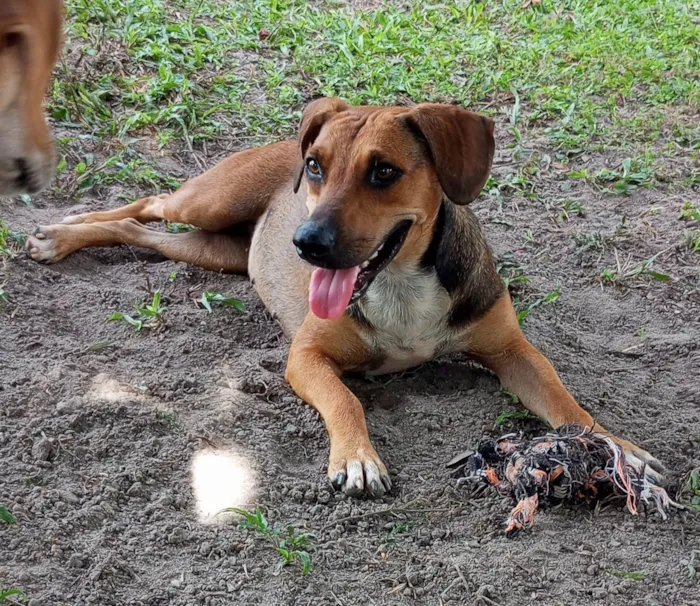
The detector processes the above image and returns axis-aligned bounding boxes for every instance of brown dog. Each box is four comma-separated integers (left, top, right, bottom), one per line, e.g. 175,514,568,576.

26,98,664,496
0,0,63,196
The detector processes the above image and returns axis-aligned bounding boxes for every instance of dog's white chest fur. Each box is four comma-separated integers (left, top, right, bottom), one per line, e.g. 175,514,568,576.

358,264,454,374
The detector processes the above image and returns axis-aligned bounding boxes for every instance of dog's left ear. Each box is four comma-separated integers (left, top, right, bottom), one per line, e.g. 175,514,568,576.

293,97,350,193
404,104,495,205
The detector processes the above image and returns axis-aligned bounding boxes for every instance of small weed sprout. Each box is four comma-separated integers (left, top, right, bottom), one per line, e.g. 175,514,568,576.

496,257,560,324
165,222,195,233
685,230,700,253
493,410,542,429
680,201,700,222
199,291,245,313
594,158,653,194
109,290,167,331
599,251,671,286
0,588,26,604
0,221,24,257
573,232,614,254
221,507,313,575
680,468,700,512
607,569,646,581
0,505,16,524
689,550,699,580
155,410,178,429
0,223,11,256
516,289,560,325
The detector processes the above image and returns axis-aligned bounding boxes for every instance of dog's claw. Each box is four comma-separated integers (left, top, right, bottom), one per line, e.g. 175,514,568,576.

646,457,667,476
381,474,392,493
332,471,346,490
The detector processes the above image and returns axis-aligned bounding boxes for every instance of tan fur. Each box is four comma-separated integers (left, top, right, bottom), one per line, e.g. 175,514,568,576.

26,99,663,496
0,0,63,196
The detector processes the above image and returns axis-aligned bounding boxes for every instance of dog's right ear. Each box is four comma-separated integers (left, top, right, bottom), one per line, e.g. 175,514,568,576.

293,97,349,193
404,104,495,205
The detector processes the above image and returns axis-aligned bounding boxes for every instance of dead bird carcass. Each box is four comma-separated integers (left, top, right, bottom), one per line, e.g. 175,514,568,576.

448,424,682,537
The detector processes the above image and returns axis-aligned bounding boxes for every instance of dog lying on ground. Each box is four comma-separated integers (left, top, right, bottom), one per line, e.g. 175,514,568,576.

26,97,664,496
0,0,63,196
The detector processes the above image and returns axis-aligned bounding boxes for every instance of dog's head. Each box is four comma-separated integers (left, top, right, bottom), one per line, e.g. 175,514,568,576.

0,0,63,196
292,97,495,319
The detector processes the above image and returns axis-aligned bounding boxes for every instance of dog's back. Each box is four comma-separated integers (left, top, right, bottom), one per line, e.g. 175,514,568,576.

0,0,63,196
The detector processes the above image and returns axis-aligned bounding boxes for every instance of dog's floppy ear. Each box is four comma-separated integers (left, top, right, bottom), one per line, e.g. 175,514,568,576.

404,104,495,205
293,97,350,193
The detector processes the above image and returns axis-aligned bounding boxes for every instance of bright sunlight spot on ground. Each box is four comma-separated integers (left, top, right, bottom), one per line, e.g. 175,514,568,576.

87,373,144,403
191,449,256,524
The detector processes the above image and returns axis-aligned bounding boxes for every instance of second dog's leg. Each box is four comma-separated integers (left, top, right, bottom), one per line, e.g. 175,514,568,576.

61,194,171,225
26,219,250,272
61,140,298,231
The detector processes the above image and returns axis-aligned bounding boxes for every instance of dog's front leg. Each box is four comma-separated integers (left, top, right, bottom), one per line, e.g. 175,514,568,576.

285,315,391,498
467,292,665,482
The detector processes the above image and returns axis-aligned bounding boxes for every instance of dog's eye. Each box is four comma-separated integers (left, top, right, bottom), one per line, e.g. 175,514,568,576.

370,163,401,186
305,158,321,177
376,166,396,180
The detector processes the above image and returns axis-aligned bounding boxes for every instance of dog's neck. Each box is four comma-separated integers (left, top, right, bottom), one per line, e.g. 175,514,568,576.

349,201,451,332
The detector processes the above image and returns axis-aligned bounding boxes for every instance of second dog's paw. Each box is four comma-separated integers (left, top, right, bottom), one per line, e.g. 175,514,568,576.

25,225,73,264
60,214,88,225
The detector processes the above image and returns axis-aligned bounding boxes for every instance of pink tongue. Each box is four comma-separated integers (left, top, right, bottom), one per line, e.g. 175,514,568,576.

309,266,360,320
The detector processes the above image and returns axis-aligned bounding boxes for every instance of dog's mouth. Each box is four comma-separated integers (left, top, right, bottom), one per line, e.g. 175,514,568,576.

308,220,412,320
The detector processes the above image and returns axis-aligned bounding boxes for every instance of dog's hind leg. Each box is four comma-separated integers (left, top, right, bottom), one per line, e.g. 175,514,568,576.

26,219,250,272
60,140,298,231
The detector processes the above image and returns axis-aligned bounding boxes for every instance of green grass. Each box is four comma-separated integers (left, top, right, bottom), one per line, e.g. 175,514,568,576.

221,507,313,575
50,0,700,197
60,0,700,123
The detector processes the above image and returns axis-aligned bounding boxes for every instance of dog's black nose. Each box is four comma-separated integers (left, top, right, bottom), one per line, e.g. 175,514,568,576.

293,220,338,264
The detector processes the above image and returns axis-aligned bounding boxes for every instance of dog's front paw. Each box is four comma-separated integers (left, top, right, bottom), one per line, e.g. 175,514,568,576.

606,433,666,484
328,442,392,498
